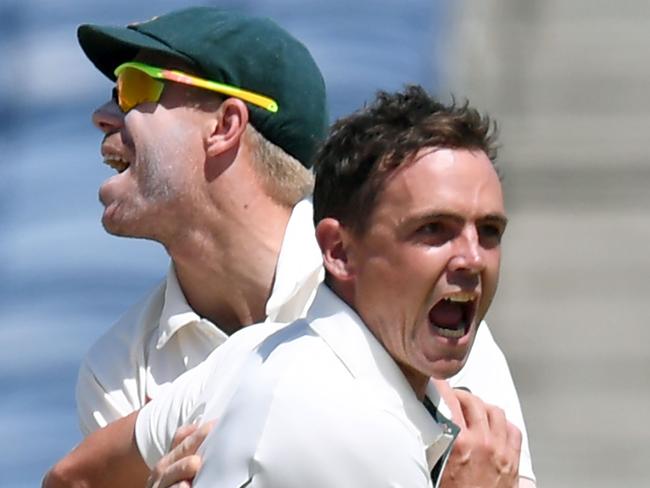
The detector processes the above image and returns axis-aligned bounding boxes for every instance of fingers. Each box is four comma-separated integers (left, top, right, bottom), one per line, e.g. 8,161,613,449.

453,386,471,393
148,455,202,488
433,380,522,479
486,402,508,448
178,421,215,459
171,424,199,450
432,379,467,430
166,482,191,488
456,389,490,435
506,419,522,456
437,389,522,488
146,421,216,488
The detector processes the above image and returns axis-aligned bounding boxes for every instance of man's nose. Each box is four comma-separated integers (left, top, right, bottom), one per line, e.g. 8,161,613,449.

92,99,124,134
448,226,485,274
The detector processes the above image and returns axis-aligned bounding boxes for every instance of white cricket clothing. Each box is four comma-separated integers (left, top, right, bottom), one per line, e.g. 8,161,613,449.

138,284,458,488
76,198,535,482
75,199,322,435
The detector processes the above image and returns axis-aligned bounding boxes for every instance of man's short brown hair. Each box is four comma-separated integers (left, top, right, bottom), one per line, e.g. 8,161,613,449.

313,85,498,234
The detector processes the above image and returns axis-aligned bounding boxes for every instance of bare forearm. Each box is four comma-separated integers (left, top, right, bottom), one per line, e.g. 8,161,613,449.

43,411,149,488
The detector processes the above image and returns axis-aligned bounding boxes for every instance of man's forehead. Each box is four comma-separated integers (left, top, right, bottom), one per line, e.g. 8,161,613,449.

386,147,498,188
411,147,491,168
380,147,504,216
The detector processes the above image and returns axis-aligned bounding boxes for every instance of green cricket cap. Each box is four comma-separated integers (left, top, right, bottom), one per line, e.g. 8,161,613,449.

77,6,328,167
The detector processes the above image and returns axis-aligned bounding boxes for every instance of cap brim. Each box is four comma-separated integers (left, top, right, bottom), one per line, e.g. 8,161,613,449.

77,24,192,81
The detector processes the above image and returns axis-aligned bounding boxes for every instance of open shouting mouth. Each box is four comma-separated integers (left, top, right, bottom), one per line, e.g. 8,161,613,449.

428,291,478,339
103,154,130,173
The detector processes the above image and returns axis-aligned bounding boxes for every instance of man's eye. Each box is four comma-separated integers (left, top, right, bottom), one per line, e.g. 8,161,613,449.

416,222,453,246
420,222,442,234
478,224,504,246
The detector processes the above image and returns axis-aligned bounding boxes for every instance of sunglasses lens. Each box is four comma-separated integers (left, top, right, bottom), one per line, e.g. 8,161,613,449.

116,67,164,112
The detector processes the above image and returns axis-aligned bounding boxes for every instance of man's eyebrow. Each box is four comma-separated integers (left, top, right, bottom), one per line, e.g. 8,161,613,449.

480,213,509,227
400,211,462,226
401,211,508,226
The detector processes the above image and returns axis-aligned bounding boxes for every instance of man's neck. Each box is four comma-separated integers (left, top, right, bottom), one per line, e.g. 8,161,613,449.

169,200,293,335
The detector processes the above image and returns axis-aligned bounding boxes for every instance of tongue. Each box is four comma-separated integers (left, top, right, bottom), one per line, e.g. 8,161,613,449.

429,300,464,328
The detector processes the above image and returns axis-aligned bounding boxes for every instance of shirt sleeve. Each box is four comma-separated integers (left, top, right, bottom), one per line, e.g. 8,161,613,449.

75,354,142,436
135,357,211,468
134,323,281,469
447,321,536,483
75,285,165,436
75,315,151,435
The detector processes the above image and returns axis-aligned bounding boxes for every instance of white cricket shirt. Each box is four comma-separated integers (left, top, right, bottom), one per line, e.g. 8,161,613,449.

138,284,458,488
75,199,323,435
76,198,535,482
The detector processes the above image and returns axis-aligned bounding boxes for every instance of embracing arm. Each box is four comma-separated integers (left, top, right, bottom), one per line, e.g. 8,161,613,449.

44,357,210,488
42,411,149,488
189,384,434,488
144,399,537,488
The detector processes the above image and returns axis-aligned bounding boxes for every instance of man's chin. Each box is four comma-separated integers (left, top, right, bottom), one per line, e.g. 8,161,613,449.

102,214,159,243
427,356,469,380
101,208,135,238
102,220,128,237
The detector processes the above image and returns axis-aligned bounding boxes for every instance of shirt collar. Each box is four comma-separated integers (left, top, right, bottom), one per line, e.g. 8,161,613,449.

264,198,324,321
156,199,321,349
156,263,225,349
306,284,448,451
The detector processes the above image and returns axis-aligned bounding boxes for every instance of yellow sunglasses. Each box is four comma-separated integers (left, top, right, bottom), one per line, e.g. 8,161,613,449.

113,61,279,113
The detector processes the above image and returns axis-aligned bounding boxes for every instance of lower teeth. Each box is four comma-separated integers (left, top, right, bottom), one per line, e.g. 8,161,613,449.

432,324,466,339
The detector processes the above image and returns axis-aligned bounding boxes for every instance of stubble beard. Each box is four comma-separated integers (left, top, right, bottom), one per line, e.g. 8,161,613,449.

105,121,198,241
102,148,182,241
138,141,184,203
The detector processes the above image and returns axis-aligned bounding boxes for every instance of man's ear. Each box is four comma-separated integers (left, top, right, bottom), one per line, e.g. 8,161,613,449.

205,98,249,157
315,218,356,283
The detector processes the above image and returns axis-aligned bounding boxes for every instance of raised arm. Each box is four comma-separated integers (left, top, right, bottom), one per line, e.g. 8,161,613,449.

434,379,522,488
449,322,536,483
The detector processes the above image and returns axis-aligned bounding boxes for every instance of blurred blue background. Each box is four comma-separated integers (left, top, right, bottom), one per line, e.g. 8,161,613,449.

0,1,449,486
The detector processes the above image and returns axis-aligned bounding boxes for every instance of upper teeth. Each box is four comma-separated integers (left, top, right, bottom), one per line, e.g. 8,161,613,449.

445,292,474,303
104,156,130,173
